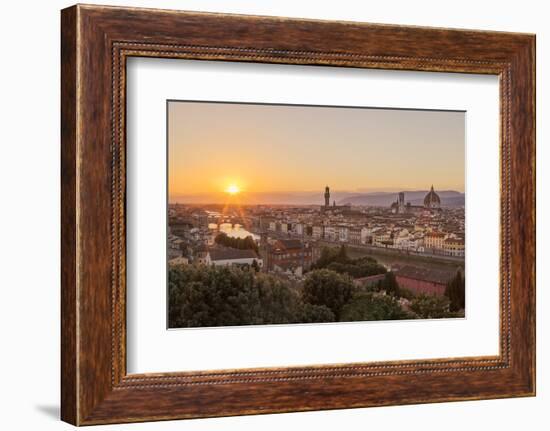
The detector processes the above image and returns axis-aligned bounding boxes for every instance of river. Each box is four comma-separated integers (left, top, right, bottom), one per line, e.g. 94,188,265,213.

209,223,260,241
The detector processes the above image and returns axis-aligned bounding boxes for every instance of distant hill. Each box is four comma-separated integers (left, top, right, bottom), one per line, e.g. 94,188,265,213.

338,190,465,207
171,191,363,205
170,190,464,206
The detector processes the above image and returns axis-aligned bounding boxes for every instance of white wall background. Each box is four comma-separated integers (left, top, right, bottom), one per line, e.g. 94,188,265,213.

0,0,546,429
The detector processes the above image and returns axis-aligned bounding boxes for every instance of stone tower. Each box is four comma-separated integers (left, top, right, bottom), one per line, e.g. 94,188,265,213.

324,186,330,207
398,192,405,214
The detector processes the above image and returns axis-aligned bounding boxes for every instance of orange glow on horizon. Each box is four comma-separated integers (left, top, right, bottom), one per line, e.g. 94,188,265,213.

168,101,466,201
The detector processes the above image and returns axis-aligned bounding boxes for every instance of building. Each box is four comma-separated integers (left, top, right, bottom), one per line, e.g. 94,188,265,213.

424,232,446,252
394,229,413,250
205,247,263,267
348,228,362,244
269,239,312,276
390,186,442,214
312,224,324,239
324,185,330,208
168,256,189,267
443,237,465,257
398,192,405,213
195,210,209,228
424,185,441,209
360,227,371,244
320,186,352,213
372,230,393,247
259,216,275,231
324,225,336,241
336,225,349,242
194,244,209,264
280,222,289,234
168,233,184,260
394,265,455,296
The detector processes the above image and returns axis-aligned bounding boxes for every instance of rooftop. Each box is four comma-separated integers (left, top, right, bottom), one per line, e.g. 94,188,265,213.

275,239,304,250
444,238,465,245
394,265,456,285
208,247,259,261
426,232,446,238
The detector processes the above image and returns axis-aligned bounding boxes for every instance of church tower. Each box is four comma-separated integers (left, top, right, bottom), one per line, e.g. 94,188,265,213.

324,186,330,208
398,192,405,214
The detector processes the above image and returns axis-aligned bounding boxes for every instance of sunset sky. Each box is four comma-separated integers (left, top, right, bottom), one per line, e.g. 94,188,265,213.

168,101,465,204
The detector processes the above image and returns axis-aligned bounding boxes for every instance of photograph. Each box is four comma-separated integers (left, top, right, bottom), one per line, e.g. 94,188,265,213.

167,101,466,328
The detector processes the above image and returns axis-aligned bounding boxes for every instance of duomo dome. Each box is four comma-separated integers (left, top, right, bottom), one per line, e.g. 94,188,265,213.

424,185,441,208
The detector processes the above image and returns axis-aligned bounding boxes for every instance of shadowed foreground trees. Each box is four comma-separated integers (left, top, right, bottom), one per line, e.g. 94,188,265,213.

168,262,460,328
375,271,400,297
168,264,261,327
312,245,387,279
445,269,465,312
214,232,259,253
341,293,411,321
409,294,451,319
169,265,338,327
302,269,355,320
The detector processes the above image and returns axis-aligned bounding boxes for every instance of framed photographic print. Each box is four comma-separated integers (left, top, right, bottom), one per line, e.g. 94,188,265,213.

61,4,535,425
165,100,466,330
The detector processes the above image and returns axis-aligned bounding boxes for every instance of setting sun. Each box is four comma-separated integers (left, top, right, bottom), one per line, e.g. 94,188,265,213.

225,184,241,195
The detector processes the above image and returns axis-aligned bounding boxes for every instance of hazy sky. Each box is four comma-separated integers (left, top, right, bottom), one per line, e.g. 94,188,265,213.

168,101,464,202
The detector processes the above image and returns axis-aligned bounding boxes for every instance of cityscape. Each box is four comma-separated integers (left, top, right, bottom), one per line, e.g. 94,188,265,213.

167,101,465,328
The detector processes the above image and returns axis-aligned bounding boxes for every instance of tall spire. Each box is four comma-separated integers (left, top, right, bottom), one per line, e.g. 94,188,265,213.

324,186,330,208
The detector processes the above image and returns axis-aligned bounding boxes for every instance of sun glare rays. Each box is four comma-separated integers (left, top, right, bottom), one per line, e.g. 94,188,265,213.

225,184,241,195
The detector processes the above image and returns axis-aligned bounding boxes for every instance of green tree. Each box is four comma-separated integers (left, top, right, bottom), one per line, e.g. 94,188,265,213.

379,271,400,297
251,259,260,272
326,261,386,278
255,273,302,324
410,294,451,319
336,244,349,263
445,269,465,312
312,246,341,269
169,265,341,328
340,292,408,321
313,246,385,279
312,245,353,268
214,232,259,253
299,303,336,323
168,265,262,328
398,287,415,300
242,235,258,252
302,269,355,320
